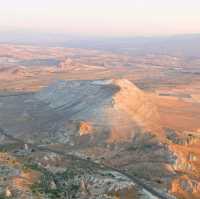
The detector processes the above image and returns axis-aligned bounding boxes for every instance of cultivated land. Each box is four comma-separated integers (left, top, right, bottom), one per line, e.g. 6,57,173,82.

0,44,200,199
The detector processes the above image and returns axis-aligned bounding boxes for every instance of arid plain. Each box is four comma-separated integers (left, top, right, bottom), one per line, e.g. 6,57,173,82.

0,44,200,199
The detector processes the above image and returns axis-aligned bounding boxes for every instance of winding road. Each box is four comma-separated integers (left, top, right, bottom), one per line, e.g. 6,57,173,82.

0,128,176,199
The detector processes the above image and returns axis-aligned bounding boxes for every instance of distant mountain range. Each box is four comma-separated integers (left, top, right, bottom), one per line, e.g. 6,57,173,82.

0,32,200,57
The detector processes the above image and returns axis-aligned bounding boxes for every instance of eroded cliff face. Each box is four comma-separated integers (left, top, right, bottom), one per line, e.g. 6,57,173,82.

168,130,200,199
111,79,162,136
171,175,200,199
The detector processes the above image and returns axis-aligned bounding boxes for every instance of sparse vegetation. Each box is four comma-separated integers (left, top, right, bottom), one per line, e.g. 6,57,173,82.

31,167,80,199
22,162,43,172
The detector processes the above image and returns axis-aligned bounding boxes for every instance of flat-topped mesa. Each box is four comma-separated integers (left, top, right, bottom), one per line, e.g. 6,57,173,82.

57,58,106,72
35,79,162,144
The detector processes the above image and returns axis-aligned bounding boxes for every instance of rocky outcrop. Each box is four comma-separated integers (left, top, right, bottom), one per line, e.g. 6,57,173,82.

79,121,93,136
171,175,200,199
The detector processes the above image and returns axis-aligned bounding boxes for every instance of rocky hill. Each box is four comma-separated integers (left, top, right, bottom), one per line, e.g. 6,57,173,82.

34,79,161,144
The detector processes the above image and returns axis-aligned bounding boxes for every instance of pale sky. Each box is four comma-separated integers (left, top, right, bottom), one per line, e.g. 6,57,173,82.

0,0,200,36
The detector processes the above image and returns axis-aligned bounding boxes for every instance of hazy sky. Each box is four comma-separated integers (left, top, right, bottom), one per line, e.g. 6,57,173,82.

1,0,200,36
